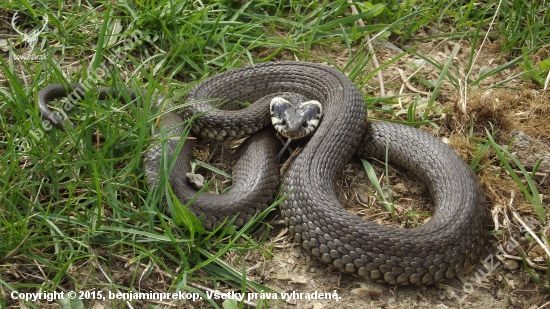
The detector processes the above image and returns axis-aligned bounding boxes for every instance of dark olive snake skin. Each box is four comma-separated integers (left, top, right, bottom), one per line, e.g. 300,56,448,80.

37,61,488,285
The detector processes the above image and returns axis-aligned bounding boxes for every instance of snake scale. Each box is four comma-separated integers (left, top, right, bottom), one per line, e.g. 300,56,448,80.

38,61,488,285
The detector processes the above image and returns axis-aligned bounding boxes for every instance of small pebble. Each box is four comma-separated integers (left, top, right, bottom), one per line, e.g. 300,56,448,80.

426,27,440,36
502,259,520,271
186,173,204,189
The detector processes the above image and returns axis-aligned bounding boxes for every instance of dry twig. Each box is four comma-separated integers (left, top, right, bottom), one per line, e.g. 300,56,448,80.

347,1,386,96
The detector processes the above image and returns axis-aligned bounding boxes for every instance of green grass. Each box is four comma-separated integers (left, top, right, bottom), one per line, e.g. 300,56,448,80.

2,0,550,308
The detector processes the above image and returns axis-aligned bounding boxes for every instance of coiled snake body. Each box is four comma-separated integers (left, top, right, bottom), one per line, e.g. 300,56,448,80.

38,61,487,285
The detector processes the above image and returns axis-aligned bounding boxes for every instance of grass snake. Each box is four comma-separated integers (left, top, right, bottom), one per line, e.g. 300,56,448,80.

38,61,488,285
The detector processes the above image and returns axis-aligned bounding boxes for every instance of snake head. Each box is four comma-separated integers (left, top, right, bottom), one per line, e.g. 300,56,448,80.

270,96,323,139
